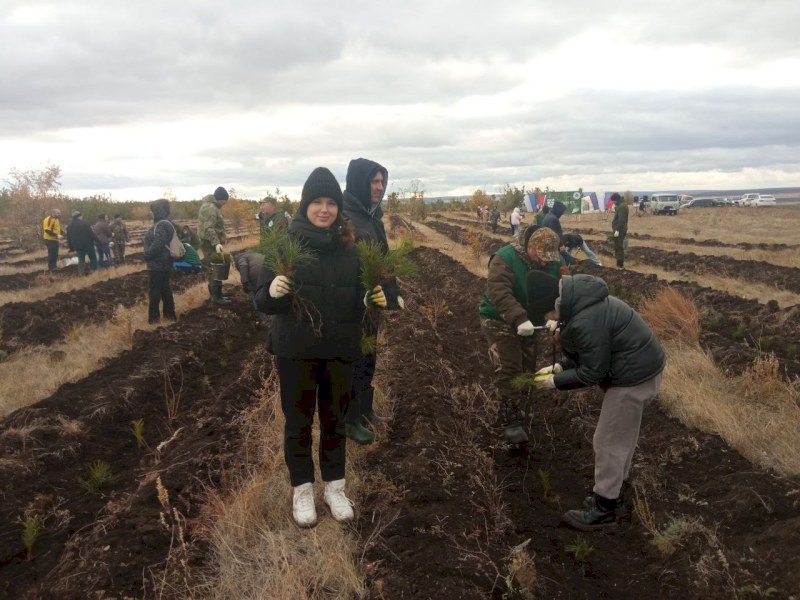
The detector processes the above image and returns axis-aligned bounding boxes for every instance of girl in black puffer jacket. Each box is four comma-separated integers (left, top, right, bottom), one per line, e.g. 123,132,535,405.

255,167,385,528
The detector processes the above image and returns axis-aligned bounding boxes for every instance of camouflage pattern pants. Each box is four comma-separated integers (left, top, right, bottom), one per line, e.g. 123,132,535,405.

481,318,537,426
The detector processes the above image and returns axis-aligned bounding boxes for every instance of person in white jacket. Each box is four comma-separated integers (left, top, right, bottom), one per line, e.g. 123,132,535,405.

510,207,524,236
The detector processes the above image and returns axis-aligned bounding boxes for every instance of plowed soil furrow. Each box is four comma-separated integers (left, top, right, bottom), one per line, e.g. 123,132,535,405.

0,269,206,358
0,294,267,598
360,246,800,599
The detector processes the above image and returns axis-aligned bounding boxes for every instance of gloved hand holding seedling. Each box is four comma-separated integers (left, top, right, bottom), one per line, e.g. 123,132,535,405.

535,363,563,375
269,275,293,299
364,285,387,308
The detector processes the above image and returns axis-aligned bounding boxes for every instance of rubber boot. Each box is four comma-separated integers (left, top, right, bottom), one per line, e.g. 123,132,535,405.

344,393,374,445
361,388,391,424
209,280,231,305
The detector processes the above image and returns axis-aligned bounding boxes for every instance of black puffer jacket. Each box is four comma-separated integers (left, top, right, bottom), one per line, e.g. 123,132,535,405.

342,158,389,251
542,201,565,241
143,201,175,272
553,274,665,390
254,216,364,360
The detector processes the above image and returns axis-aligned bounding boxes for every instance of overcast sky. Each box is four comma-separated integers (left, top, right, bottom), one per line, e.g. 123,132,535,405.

1,0,799,201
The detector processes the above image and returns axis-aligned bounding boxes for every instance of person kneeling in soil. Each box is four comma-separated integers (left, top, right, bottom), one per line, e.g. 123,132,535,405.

532,273,665,531
235,249,265,309
255,167,385,528
478,226,567,444
143,199,178,324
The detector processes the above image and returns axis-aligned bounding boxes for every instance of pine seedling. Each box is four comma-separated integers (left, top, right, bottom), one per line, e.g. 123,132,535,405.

21,517,41,561
361,335,378,355
78,460,115,495
565,536,594,574
259,227,314,277
358,238,417,290
131,418,146,449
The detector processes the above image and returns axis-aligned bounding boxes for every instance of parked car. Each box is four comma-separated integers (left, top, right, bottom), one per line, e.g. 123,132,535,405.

752,195,777,207
683,198,717,208
737,193,759,207
650,193,680,215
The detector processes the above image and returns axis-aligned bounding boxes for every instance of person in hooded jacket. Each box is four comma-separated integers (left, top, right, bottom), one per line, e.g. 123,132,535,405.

479,226,567,444
142,199,178,324
510,207,523,236
255,166,386,528
542,200,566,242
66,210,99,275
341,157,400,445
532,273,665,531
611,192,629,268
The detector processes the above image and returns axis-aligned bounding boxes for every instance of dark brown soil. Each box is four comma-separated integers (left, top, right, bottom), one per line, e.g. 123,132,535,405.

358,247,800,599
0,292,267,599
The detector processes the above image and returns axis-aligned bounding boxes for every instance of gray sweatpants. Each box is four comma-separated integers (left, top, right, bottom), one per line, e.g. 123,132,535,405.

593,372,663,499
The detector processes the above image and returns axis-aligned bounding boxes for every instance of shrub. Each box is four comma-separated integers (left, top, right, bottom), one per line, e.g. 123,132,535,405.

639,286,700,345
733,322,746,340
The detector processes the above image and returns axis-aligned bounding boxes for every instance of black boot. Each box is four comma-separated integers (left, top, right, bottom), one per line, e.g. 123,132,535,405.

563,493,618,531
209,281,231,305
361,388,391,424
503,421,529,444
344,393,374,445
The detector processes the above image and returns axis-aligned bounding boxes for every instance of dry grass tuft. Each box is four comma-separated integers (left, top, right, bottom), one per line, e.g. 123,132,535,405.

639,286,700,345
659,344,800,475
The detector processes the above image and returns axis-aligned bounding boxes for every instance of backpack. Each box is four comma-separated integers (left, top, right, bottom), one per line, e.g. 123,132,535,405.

158,220,186,259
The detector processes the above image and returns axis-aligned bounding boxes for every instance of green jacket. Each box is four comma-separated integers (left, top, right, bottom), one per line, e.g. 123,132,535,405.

612,202,629,236
479,240,564,327
197,196,227,246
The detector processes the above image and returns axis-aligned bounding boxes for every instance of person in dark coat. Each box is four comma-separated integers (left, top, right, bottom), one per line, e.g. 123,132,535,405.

142,199,177,324
255,166,384,527
235,250,265,309
341,157,399,444
542,200,565,241
611,192,629,268
532,274,665,531
92,214,114,268
562,232,602,267
66,210,99,275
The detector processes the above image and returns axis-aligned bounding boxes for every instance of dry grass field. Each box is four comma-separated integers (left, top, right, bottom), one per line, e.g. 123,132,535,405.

1,206,799,599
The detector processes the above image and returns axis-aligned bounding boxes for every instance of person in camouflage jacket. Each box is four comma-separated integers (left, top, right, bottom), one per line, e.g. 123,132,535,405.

197,186,230,304
110,214,130,263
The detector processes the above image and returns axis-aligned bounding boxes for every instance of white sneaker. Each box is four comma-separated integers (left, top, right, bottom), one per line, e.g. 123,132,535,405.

292,483,317,527
323,479,354,522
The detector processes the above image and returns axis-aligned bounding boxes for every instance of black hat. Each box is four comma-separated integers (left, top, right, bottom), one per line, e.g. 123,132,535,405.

526,270,561,325
214,186,229,201
611,193,622,203
299,167,343,216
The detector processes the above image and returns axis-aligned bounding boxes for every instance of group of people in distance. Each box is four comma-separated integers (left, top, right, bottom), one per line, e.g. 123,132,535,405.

42,209,131,273
42,168,658,534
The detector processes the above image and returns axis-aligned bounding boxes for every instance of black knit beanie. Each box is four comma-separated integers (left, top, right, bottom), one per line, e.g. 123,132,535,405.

526,270,561,325
214,186,229,201
299,167,343,216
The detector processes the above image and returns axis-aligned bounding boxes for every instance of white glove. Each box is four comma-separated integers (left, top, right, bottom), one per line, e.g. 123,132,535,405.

397,295,405,310
516,320,536,336
268,275,292,298
215,244,224,254
613,231,619,238
535,363,563,376
364,285,387,308
545,319,559,334
109,241,114,248
533,374,555,389
57,234,64,240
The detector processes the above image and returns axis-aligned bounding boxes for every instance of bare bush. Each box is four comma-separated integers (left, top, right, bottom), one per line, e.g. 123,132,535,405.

639,285,700,345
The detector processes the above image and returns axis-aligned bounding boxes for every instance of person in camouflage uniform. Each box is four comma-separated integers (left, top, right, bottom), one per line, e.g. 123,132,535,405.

478,226,567,444
197,186,230,304
110,214,130,264
611,192,629,268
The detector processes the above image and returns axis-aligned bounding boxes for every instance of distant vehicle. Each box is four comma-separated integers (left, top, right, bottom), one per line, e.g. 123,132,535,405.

650,193,680,215
683,198,717,208
738,193,759,207
752,194,777,207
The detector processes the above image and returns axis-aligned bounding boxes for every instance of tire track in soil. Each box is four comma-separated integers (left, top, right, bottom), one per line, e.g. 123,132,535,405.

0,293,269,598
360,246,800,599
425,218,800,376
